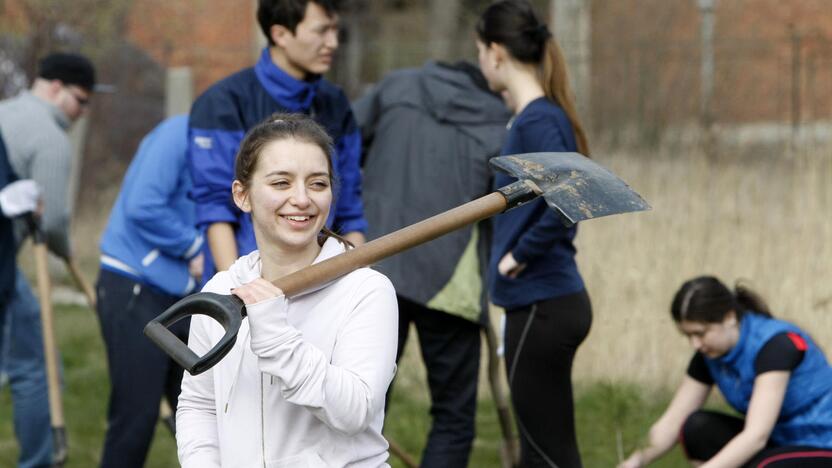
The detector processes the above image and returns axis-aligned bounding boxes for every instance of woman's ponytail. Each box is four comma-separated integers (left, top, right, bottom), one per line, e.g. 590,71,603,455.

541,38,590,156
734,281,772,317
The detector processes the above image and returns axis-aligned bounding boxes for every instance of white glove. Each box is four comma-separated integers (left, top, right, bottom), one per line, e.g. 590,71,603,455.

0,179,40,218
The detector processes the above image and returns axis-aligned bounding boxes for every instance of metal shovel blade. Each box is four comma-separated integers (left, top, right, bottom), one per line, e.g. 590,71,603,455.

490,152,651,226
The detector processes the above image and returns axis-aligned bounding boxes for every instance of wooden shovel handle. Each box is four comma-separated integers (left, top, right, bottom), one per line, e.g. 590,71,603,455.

274,191,508,296
65,259,96,309
33,243,64,427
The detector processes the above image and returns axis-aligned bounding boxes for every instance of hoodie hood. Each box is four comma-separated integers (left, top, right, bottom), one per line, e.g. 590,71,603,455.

416,61,508,126
225,236,348,297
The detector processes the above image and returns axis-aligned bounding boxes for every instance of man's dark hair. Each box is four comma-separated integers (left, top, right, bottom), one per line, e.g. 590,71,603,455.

257,0,340,45
37,52,96,92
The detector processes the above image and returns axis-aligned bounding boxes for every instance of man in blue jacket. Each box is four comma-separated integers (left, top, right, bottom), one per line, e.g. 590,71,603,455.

96,115,202,468
189,0,366,278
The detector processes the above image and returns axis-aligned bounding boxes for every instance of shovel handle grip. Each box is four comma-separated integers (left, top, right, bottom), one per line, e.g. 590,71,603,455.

144,322,201,371
144,292,246,375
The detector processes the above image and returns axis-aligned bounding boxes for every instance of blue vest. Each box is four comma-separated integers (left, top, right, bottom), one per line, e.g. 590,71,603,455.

704,313,832,448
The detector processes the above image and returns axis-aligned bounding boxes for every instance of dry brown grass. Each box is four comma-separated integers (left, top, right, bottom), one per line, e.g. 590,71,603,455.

574,143,832,389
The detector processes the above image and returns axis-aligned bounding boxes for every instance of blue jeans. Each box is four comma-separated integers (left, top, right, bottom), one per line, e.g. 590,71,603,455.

0,269,53,468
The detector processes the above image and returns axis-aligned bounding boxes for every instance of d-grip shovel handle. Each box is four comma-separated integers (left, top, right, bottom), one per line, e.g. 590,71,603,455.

144,292,246,375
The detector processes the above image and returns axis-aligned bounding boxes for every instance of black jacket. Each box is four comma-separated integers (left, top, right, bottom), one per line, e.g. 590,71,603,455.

355,61,510,322
0,133,18,304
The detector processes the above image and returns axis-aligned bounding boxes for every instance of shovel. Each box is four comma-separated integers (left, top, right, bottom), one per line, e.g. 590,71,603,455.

26,215,68,466
144,152,650,375
64,258,96,309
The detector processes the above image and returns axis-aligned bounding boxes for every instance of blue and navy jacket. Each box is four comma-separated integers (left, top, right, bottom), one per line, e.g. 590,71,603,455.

704,312,832,448
188,48,366,278
99,115,203,297
0,132,17,303
489,97,584,310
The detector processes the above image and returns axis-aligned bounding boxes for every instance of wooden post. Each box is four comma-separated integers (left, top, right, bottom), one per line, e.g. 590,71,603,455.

165,66,194,117
551,0,592,127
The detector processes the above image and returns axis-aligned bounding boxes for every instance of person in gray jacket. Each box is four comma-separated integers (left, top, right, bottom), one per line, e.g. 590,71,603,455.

355,61,510,467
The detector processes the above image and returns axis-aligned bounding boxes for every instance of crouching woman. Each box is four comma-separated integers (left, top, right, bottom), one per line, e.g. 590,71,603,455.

176,114,398,467
620,276,832,467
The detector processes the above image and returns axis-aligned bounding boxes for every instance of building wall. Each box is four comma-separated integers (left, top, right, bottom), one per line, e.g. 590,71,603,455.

715,0,832,124
590,0,832,131
126,0,259,95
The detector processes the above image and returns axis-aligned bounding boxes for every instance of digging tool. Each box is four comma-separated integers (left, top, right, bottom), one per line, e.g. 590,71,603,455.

484,311,520,468
64,258,95,309
27,215,68,466
144,152,650,375
387,438,418,468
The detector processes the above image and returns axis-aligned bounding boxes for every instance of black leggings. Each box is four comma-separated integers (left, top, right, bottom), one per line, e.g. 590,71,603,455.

682,410,832,467
504,290,592,468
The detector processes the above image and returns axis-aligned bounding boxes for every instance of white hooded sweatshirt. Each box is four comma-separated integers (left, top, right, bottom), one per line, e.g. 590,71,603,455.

177,238,398,467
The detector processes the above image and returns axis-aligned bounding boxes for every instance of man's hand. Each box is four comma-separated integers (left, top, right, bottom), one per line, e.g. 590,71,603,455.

0,179,40,218
188,253,204,281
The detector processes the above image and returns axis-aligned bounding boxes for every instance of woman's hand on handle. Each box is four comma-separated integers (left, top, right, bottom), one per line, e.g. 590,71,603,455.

231,278,284,305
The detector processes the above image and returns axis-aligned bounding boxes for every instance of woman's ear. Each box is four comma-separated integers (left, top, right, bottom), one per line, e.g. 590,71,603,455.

491,43,509,69
232,180,250,213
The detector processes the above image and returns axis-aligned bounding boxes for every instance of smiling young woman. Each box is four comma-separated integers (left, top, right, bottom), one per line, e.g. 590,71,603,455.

619,276,832,468
176,114,398,468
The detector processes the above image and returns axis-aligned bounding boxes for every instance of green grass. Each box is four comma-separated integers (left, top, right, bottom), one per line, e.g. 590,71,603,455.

384,380,689,468
2,304,689,467
0,304,179,467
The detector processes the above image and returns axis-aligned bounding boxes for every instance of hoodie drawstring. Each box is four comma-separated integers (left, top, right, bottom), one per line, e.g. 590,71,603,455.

224,325,251,413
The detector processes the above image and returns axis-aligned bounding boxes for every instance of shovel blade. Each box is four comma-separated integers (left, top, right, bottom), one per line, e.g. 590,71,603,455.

490,152,650,226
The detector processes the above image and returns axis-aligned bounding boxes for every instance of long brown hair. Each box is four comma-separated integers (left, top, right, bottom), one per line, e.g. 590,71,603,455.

476,0,590,156
234,112,353,247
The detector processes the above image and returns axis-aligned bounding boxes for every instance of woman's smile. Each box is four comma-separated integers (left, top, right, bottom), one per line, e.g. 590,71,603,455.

280,213,316,228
